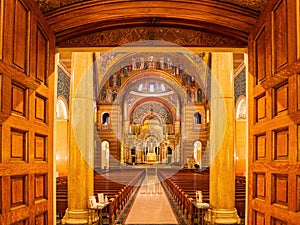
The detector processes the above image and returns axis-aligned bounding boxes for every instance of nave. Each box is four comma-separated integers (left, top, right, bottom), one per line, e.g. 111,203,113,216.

56,167,246,225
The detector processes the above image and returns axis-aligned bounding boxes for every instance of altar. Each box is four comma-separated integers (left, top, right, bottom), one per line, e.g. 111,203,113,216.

146,152,157,164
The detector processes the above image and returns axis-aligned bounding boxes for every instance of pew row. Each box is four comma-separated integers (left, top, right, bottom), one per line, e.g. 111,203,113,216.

56,168,145,224
158,169,245,225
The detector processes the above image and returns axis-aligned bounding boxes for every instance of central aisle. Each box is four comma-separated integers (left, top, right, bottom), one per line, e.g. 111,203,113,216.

124,173,178,225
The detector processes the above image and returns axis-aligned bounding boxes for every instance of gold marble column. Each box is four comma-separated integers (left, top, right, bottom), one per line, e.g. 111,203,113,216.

120,142,125,164
62,52,96,224
208,52,240,224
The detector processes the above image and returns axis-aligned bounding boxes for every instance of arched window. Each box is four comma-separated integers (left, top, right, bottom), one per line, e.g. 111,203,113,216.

236,97,246,120
56,97,68,120
167,147,172,163
131,147,136,155
167,147,172,155
194,141,202,164
194,112,201,124
102,113,110,124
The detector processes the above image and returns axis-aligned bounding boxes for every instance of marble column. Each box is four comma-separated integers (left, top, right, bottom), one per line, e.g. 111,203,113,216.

208,52,240,224
62,52,96,224
120,142,125,164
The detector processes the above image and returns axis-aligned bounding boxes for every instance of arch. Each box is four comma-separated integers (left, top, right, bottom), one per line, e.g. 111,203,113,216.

102,112,110,124
131,147,136,155
46,1,259,44
130,99,175,125
194,112,202,124
56,96,68,120
98,50,207,101
194,140,202,164
236,96,247,120
167,146,173,163
142,114,162,126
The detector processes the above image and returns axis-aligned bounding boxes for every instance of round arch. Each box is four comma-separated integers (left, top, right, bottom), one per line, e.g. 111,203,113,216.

236,95,247,120
46,0,258,44
56,96,68,120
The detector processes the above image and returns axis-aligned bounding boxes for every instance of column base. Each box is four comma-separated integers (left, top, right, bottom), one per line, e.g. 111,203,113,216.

205,208,241,224
61,208,98,225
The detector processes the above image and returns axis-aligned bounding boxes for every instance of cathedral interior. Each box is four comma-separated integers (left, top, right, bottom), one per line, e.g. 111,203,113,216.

0,0,299,224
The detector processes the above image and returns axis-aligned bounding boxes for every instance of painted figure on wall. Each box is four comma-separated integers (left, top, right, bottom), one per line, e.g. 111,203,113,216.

101,88,106,101
187,89,192,103
186,74,191,87
109,75,114,87
197,88,202,102
112,90,118,102
191,76,195,87
191,88,196,103
106,88,113,103
117,74,121,86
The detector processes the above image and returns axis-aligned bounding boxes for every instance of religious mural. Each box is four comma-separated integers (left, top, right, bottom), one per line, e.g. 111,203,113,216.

131,103,172,124
57,66,70,104
97,52,207,105
234,69,246,103
96,50,211,167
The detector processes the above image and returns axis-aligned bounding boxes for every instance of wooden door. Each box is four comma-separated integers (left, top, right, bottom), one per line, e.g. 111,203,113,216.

0,0,55,224
248,0,300,224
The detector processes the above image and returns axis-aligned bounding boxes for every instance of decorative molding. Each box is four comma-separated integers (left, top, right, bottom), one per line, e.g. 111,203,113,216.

58,60,70,75
35,0,85,13
220,0,267,12
58,27,246,48
35,0,267,14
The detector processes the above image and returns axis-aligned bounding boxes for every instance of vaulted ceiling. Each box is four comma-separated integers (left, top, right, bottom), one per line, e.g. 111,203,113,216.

34,0,269,48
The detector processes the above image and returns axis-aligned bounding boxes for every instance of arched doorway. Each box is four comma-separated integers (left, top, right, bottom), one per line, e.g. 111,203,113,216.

101,141,110,169
194,141,202,165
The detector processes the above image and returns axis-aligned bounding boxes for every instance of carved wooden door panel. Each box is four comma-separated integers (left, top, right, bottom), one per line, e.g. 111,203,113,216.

248,0,300,224
0,0,55,224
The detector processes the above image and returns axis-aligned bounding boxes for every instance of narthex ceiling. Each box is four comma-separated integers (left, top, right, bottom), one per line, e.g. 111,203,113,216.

34,0,269,47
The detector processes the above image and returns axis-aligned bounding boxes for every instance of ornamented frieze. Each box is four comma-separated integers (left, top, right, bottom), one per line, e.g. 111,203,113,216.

220,0,267,12
35,0,267,14
35,0,86,13
58,27,245,47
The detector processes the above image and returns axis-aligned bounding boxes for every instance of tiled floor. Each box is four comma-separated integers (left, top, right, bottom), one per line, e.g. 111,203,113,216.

124,175,179,225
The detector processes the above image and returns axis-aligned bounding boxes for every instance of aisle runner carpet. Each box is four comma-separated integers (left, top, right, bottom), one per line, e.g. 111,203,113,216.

116,177,187,225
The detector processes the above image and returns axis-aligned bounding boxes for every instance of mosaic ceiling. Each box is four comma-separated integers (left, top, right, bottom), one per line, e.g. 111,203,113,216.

35,0,268,14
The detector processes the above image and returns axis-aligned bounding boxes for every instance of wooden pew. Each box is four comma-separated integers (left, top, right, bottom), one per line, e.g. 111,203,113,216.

56,169,145,224
158,169,246,224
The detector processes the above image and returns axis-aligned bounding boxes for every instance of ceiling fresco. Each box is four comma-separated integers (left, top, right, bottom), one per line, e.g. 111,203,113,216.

35,0,268,14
